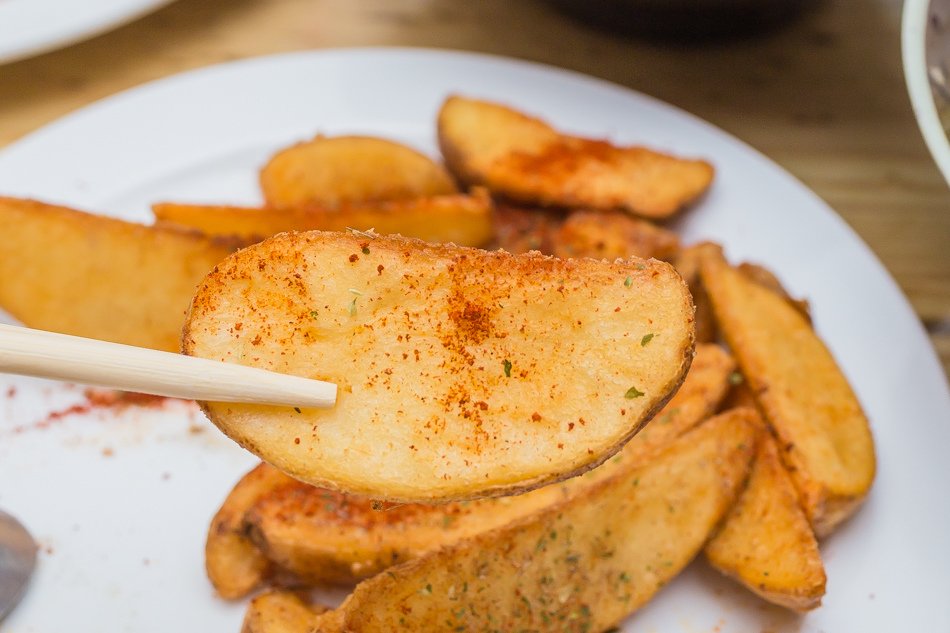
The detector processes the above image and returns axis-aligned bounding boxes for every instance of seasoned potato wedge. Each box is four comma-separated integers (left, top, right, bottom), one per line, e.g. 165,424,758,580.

438,96,714,219
553,210,680,261
706,425,826,611
307,409,757,632
673,241,720,344
491,203,563,254
700,249,875,536
260,135,457,208
238,343,732,587
737,261,811,320
183,231,694,502
241,590,329,633
206,463,297,598
0,197,234,352
153,189,494,247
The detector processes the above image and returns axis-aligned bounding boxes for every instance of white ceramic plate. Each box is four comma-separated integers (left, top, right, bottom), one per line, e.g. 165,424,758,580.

0,48,948,632
0,0,173,65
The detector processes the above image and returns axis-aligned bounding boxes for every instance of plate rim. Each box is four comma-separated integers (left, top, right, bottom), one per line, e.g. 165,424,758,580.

0,0,175,65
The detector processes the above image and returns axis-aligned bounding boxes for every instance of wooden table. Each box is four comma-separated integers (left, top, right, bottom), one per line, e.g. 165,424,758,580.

1,0,948,377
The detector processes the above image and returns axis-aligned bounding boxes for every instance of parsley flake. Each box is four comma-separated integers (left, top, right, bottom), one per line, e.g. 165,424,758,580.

640,333,654,346
625,386,645,399
309,310,319,320
362,246,370,255
503,359,512,377
623,276,633,287
728,371,744,385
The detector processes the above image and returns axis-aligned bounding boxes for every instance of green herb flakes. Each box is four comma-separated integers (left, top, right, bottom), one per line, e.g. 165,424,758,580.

624,386,645,399
640,333,654,346
503,359,512,377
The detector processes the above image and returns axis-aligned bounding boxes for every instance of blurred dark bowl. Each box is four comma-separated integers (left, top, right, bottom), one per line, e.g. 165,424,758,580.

546,0,816,42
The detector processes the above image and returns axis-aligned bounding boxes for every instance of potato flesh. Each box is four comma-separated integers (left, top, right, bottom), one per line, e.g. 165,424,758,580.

700,251,875,536
0,196,233,352
705,429,826,611
183,231,694,501
235,344,731,587
260,135,457,209
153,189,494,247
312,409,757,632
438,96,714,219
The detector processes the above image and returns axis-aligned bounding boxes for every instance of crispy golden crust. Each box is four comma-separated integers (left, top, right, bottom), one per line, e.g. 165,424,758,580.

553,210,680,261
241,589,330,633
706,425,826,611
260,135,457,209
206,463,299,599
700,249,875,537
0,196,234,352
183,231,694,502
233,344,730,586
310,409,757,632
153,188,494,247
438,96,714,219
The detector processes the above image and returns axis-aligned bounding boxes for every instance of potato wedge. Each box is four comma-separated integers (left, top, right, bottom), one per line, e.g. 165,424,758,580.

700,249,875,536
491,203,563,254
737,261,811,321
260,135,457,209
183,231,694,502
242,590,329,633
0,196,235,352
152,189,494,247
437,96,714,219
206,463,297,598
673,241,721,344
706,425,826,611
552,210,680,261
308,409,757,632
241,343,732,586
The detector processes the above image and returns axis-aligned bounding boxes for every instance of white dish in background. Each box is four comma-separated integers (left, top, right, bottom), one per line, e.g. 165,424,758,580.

903,0,950,185
0,48,948,632
0,0,173,65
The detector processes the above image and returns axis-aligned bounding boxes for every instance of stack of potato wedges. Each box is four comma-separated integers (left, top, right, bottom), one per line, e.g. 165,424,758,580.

0,96,875,632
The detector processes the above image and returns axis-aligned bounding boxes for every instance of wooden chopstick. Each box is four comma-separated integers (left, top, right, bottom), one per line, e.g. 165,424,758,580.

0,323,337,408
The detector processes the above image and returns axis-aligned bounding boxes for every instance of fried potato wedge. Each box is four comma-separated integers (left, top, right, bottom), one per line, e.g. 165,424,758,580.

153,189,494,247
737,261,811,320
706,427,826,611
700,249,875,536
260,135,457,209
308,409,757,632
553,210,680,261
240,343,732,586
437,96,714,219
242,590,329,633
206,463,297,598
0,197,234,352
183,231,694,502
491,203,563,254
673,241,721,344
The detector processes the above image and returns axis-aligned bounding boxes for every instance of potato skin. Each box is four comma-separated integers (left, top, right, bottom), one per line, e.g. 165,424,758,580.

260,135,457,209
310,409,757,633
438,96,714,219
700,249,875,536
183,231,694,502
